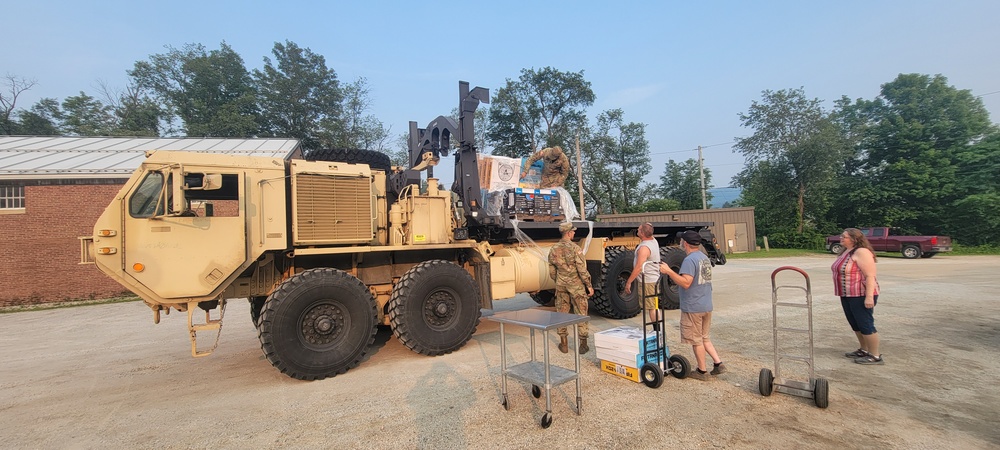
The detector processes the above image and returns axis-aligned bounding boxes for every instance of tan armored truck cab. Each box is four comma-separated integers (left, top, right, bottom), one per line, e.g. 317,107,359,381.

84,81,726,380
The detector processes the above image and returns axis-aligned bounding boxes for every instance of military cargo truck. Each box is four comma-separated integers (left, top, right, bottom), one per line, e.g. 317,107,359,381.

82,81,726,380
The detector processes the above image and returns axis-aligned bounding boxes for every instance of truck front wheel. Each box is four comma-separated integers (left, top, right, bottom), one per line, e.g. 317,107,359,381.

902,245,922,259
249,296,266,328
258,268,378,380
830,243,845,254
591,247,642,319
388,260,481,355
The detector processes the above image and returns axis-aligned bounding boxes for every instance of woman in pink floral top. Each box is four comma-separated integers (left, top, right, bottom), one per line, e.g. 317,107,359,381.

831,228,883,365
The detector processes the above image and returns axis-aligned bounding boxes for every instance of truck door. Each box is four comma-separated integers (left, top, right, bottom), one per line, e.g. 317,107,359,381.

122,168,248,299
868,227,891,251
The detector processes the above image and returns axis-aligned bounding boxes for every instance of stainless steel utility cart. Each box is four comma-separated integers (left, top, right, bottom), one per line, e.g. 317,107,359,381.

487,309,589,429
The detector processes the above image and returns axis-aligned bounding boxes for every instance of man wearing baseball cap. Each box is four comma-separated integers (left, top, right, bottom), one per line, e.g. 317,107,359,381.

548,221,594,353
660,230,727,380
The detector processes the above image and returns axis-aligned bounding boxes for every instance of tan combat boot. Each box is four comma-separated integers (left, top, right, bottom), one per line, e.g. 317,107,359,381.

558,336,569,353
579,337,589,354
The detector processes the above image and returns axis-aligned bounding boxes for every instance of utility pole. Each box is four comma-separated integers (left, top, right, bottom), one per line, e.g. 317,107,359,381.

576,134,585,218
698,145,707,209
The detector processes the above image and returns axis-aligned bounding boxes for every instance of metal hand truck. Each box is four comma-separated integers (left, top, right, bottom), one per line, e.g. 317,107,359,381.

759,266,830,408
638,266,690,388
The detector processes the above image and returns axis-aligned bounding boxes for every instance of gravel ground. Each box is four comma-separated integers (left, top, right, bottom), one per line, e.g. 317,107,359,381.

1,255,998,449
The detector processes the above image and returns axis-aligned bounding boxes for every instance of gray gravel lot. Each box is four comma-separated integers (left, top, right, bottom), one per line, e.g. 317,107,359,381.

1,255,998,449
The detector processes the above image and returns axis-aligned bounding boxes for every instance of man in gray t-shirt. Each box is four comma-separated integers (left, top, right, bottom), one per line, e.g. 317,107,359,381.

660,230,727,381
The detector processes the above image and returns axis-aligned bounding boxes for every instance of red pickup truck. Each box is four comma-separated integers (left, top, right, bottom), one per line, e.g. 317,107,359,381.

826,227,952,259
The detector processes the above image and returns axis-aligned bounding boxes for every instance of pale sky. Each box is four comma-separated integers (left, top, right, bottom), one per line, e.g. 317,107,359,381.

4,0,999,190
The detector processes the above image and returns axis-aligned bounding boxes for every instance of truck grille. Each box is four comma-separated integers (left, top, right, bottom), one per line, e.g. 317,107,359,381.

293,174,373,245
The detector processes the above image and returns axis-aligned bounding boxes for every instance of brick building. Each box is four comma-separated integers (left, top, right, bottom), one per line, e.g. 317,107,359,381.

0,136,300,307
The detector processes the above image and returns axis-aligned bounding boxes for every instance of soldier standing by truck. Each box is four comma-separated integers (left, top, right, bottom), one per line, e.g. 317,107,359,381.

521,146,570,188
549,221,595,353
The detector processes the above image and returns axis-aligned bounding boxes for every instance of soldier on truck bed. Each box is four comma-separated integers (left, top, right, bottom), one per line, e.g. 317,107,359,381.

521,146,570,188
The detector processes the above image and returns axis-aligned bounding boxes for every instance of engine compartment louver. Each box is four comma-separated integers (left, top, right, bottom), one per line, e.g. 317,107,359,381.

293,174,373,245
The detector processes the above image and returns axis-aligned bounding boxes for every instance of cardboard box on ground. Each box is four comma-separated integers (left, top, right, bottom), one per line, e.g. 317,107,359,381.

595,326,664,383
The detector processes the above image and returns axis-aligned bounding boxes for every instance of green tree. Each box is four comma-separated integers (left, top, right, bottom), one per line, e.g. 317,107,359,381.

130,42,259,137
580,109,652,214
338,77,390,150
97,81,163,137
733,160,797,236
486,67,594,157
14,98,61,135
254,40,342,150
61,92,114,136
659,158,712,210
629,197,682,213
838,74,996,235
734,88,849,234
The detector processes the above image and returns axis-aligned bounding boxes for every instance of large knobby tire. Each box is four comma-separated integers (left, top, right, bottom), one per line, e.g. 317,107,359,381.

249,296,267,328
388,260,482,356
658,246,686,310
830,243,845,255
902,245,922,259
304,148,392,172
258,268,377,381
591,247,642,320
530,290,556,307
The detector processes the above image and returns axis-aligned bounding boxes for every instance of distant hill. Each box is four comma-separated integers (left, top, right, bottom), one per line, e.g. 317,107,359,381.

707,187,741,208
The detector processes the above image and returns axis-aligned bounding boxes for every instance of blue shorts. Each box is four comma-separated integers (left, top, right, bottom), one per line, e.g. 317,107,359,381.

841,295,878,335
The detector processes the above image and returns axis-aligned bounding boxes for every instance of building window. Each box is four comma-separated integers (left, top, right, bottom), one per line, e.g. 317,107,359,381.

0,185,25,210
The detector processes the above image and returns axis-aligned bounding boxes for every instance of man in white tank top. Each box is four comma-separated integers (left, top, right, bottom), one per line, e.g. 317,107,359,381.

625,223,661,327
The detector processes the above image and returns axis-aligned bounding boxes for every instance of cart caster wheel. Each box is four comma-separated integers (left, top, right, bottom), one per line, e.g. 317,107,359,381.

541,412,553,429
641,362,664,388
813,377,829,408
501,395,509,411
531,385,542,398
668,355,691,379
759,368,774,397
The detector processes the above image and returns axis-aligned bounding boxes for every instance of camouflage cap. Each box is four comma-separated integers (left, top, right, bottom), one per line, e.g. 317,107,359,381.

559,222,577,233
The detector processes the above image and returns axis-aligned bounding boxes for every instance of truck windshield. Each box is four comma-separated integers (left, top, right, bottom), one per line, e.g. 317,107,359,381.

129,171,170,218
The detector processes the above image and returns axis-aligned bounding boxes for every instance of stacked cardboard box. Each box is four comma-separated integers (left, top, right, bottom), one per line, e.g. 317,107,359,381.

595,326,662,382
501,188,565,221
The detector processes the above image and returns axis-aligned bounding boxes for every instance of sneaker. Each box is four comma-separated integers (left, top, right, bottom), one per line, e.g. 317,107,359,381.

845,349,870,358
710,363,727,375
854,354,884,365
688,369,710,381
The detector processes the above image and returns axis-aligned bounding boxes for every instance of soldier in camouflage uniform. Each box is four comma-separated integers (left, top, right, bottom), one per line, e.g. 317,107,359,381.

521,146,570,188
548,221,594,353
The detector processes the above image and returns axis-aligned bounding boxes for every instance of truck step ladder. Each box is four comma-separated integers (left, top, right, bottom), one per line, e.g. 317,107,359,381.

186,300,227,357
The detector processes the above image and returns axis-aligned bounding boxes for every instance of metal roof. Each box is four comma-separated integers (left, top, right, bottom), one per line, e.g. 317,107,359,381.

0,136,301,180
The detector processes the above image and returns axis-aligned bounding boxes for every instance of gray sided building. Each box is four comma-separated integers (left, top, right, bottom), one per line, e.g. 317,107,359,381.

597,207,757,254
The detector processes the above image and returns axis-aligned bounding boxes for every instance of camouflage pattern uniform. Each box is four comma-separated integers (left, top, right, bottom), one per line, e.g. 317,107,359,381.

524,146,570,188
548,237,592,338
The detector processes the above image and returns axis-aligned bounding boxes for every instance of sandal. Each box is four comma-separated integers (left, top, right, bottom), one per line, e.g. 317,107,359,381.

854,354,884,365
844,348,869,358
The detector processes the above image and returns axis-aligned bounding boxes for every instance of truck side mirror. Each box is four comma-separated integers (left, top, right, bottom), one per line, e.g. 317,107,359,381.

183,173,223,191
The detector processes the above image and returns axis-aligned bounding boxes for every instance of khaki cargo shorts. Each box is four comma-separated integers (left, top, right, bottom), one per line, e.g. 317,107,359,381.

680,311,712,345
642,282,658,309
